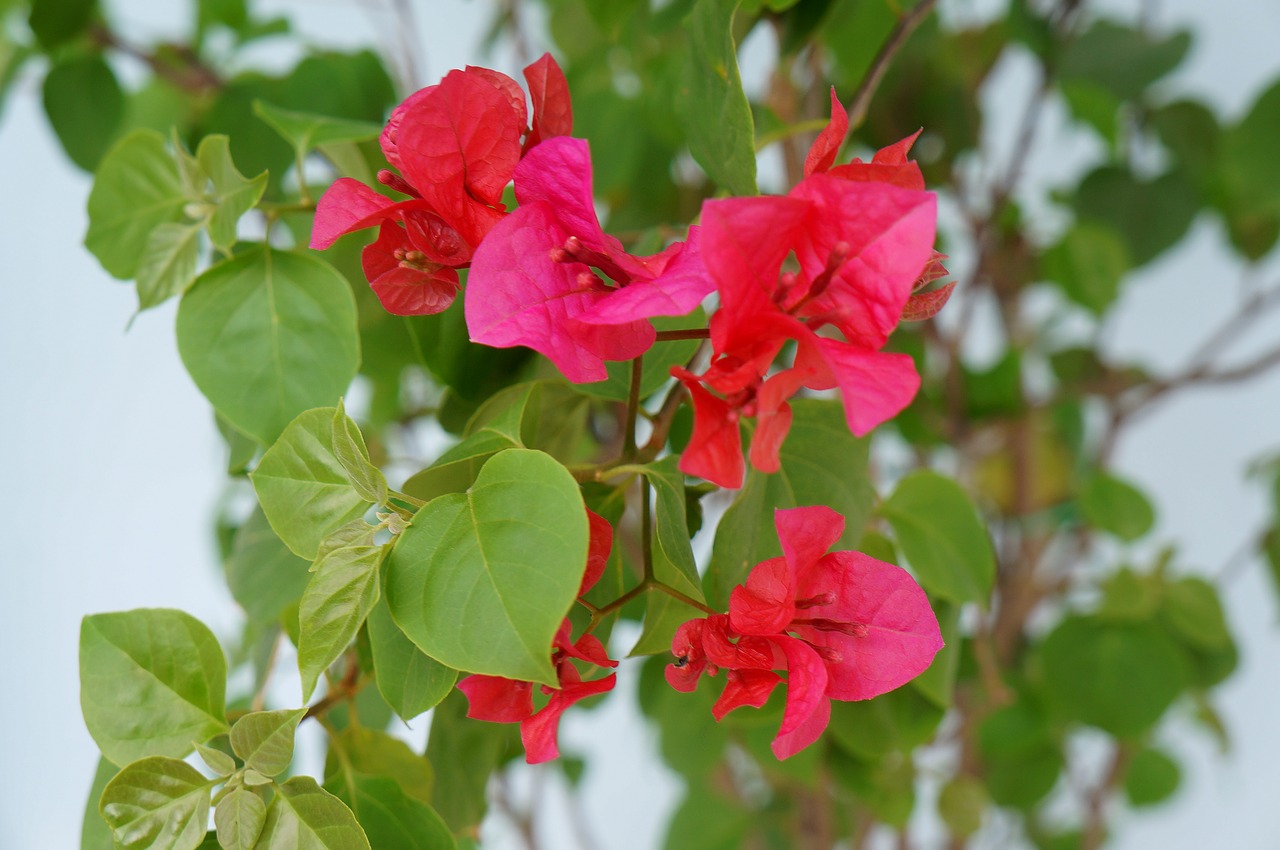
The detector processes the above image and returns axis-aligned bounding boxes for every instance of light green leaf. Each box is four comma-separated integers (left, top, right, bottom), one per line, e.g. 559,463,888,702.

194,742,236,777
1161,576,1231,650
253,100,382,159
255,777,370,850
333,399,388,504
1080,472,1155,541
881,470,996,605
99,756,215,850
82,757,118,850
80,609,228,766
938,775,989,839
339,777,456,850
86,129,187,279
681,0,757,195
136,222,202,311
43,53,124,171
911,599,961,707
366,597,457,721
298,541,386,700
251,407,372,560
642,457,703,595
225,508,312,625
177,247,360,446
707,399,873,606
386,449,589,685
195,134,267,252
229,708,307,777
214,788,267,850
1040,223,1130,315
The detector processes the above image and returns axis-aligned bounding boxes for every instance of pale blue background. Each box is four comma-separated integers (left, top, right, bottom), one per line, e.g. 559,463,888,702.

2,1,1279,848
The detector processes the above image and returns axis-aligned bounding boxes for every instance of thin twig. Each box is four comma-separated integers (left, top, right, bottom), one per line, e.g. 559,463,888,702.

844,0,940,132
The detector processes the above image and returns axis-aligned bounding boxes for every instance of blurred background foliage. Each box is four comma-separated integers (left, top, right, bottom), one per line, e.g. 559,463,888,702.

5,0,1280,848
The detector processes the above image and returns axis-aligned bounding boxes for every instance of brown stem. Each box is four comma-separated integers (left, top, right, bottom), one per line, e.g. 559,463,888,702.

1080,744,1134,850
302,657,364,721
90,24,221,94
654,328,711,341
844,0,940,132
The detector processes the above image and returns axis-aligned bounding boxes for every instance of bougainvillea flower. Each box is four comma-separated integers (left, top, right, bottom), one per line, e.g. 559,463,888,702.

804,88,926,192
310,54,574,316
458,621,617,763
673,174,933,487
466,136,713,382
667,506,943,759
457,506,617,764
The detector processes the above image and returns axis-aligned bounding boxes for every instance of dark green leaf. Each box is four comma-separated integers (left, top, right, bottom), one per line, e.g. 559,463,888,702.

911,600,960,707
85,130,187,280
43,53,124,171
340,777,456,850
251,407,372,560
177,248,360,446
214,788,267,850
662,788,747,850
707,399,873,606
679,0,757,195
386,449,589,685
229,708,306,777
424,692,517,834
827,686,944,758
80,609,228,766
1040,223,1130,315
29,0,95,48
1060,20,1191,101
1079,473,1156,541
99,756,215,850
1039,617,1189,737
577,310,705,403
881,470,996,604
366,598,457,721
1124,747,1181,807
255,776,370,850
1074,166,1199,267
225,508,312,625
298,540,386,700
1218,79,1280,259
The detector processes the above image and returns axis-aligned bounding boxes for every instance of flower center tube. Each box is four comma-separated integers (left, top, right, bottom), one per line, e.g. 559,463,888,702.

549,235,634,288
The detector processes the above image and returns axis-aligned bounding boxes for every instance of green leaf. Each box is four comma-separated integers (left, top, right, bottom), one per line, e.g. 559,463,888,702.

1074,166,1199,267
1039,617,1190,737
1124,747,1181,807
707,399,873,606
43,53,124,171
386,449,589,685
82,757,118,850
366,597,457,721
298,539,386,700
1098,567,1161,622
911,600,961,707
662,789,747,850
253,100,382,159
324,725,434,807
1079,473,1156,541
938,775,988,839
85,130,187,280
178,248,360,446
214,787,267,850
195,134,268,252
1161,576,1231,650
680,0,757,195
642,457,704,595
332,399,388,504
135,222,202,311
229,708,307,777
251,407,372,560
29,0,95,48
881,470,997,605
99,756,215,850
1040,223,1130,315
577,310,705,402
80,609,228,766
340,777,456,850
827,686,945,758
424,691,517,834
194,741,236,777
1059,20,1191,102
255,777,370,850
225,507,312,625
1218,79,1280,259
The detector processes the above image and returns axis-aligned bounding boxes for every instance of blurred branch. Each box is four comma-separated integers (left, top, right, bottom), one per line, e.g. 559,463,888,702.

89,23,221,94
845,0,940,132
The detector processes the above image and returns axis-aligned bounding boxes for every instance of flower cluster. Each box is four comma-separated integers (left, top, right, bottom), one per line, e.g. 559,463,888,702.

667,506,944,758
309,54,573,316
456,509,617,764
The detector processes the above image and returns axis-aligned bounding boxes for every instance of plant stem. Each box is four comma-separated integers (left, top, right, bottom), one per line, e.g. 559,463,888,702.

844,0,940,132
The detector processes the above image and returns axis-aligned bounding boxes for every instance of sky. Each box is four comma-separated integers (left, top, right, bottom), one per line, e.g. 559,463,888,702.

1,1,1279,848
